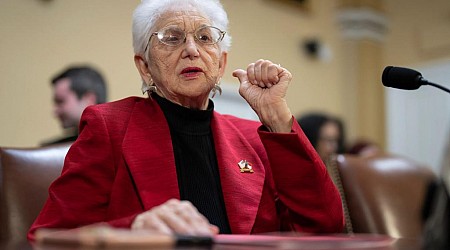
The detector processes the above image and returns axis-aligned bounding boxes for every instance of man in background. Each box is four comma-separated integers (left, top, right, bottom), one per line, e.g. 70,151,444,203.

41,65,108,146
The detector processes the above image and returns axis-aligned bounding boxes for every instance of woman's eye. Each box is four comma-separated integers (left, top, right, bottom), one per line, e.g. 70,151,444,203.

198,34,212,42
166,35,180,41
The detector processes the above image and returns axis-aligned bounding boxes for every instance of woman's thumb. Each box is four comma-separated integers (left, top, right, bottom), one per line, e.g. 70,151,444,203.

232,69,248,84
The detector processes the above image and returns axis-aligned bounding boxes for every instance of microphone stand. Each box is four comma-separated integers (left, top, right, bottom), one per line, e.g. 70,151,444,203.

423,81,450,94
382,67,450,249
421,79,450,94
416,76,450,249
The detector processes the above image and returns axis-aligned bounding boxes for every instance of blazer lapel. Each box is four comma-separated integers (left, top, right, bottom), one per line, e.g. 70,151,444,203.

212,114,265,234
122,99,265,233
122,98,180,210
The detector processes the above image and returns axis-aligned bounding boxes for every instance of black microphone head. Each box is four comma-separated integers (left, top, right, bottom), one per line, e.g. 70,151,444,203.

382,66,423,90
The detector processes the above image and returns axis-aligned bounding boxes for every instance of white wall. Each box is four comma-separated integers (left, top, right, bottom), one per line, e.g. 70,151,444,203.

212,82,258,121
386,59,450,173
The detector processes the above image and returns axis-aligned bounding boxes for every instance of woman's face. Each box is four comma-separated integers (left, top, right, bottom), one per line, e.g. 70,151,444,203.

138,9,227,109
316,121,340,162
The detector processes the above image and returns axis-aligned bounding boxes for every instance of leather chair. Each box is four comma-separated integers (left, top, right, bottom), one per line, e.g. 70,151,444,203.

0,143,70,244
334,153,437,239
0,142,436,243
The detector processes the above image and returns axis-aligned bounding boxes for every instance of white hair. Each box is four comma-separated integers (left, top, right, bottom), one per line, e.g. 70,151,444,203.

132,0,232,57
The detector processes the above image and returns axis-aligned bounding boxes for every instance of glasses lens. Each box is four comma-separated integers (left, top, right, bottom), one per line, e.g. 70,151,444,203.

158,27,185,46
155,26,224,46
195,26,222,45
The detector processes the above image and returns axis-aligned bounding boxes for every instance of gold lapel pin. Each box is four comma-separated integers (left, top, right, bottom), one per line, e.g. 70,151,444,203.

238,160,254,173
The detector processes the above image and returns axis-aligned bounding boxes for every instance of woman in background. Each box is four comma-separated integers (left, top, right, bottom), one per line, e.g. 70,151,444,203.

297,112,346,164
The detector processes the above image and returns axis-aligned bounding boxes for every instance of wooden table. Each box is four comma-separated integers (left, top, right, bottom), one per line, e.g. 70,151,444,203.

1,233,422,250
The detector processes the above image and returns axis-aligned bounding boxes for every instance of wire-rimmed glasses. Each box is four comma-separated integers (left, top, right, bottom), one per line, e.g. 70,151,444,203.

144,25,225,51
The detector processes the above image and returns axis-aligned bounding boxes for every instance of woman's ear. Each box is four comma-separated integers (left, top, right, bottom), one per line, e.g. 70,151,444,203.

134,55,152,82
218,51,228,77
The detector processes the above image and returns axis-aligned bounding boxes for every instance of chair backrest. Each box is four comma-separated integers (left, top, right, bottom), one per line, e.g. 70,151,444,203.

336,153,436,239
0,143,70,243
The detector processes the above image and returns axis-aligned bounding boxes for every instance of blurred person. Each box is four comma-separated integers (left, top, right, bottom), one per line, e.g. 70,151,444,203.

41,65,108,146
297,112,346,164
28,0,344,241
297,113,349,233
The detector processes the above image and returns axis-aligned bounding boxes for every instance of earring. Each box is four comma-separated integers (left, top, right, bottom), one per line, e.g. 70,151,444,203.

141,77,157,94
211,79,222,98
141,81,150,94
148,85,157,93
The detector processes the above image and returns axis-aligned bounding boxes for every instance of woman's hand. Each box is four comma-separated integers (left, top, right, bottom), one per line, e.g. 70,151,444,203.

131,199,219,236
233,59,293,133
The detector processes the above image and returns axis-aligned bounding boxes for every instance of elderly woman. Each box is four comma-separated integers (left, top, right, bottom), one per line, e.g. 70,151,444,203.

28,0,343,240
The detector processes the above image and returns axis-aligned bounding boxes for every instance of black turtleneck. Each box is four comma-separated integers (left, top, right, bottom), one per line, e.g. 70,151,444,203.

153,94,231,234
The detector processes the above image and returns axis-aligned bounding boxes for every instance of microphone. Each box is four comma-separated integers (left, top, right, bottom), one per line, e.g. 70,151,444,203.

382,66,450,94
382,66,450,249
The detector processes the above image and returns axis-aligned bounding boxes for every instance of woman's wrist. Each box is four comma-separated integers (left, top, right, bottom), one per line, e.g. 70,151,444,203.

258,101,293,133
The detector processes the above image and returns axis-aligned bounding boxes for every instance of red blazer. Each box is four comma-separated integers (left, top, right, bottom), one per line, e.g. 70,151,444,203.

28,97,343,241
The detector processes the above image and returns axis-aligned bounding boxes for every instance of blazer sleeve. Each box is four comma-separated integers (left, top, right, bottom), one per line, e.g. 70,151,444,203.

258,118,344,233
28,106,137,242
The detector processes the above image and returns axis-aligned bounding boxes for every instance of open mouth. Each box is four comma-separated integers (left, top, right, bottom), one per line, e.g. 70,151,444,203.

181,67,203,74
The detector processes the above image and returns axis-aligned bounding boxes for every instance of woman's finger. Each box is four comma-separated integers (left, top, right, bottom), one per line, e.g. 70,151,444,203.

260,60,269,86
132,211,173,235
169,200,213,235
156,205,194,235
132,199,216,236
253,59,266,87
246,63,256,85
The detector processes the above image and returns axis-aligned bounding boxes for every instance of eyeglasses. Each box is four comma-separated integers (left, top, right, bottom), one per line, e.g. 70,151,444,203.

144,25,226,51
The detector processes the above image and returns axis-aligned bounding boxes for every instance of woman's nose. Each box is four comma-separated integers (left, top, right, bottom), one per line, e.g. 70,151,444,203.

182,35,200,59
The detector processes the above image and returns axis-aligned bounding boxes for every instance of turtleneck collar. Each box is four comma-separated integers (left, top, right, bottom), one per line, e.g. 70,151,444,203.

153,93,214,135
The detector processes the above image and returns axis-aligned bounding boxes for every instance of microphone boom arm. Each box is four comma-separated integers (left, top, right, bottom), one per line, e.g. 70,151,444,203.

422,79,450,94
